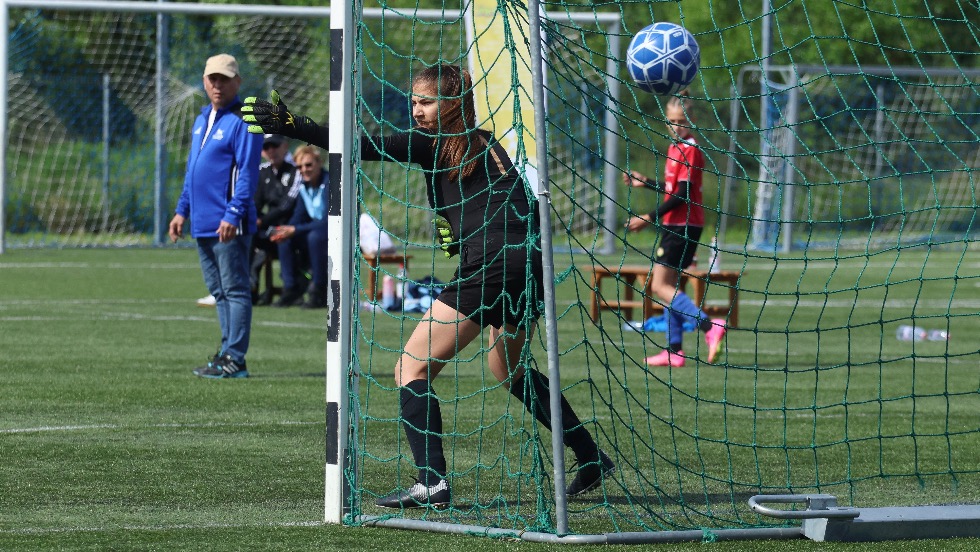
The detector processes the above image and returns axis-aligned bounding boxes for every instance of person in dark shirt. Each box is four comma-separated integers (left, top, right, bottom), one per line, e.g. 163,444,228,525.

243,63,614,508
269,145,329,309
251,133,298,305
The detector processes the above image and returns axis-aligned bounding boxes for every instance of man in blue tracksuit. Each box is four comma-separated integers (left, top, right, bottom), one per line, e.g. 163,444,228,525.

168,53,263,379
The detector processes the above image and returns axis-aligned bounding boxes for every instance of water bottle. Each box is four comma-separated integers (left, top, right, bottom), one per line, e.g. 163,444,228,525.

381,275,396,310
395,263,407,300
706,237,720,273
927,329,949,341
896,325,926,342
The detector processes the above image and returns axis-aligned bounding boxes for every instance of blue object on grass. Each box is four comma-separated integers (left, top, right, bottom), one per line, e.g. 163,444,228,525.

640,313,697,333
397,276,446,313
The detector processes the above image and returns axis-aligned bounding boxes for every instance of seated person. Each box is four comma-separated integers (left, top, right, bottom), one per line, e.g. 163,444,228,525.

251,133,298,305
270,145,329,309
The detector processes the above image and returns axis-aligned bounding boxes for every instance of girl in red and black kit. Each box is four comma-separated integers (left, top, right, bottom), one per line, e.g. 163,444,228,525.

623,93,727,368
243,64,613,509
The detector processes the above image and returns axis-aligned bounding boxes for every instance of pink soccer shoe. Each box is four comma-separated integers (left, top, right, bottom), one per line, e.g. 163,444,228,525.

705,319,727,363
646,349,685,368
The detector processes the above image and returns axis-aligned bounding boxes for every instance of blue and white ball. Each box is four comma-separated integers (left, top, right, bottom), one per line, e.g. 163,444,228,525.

626,22,700,95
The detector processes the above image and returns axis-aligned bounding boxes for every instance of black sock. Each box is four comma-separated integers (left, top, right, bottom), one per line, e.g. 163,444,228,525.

668,342,683,353
400,380,446,487
510,369,600,464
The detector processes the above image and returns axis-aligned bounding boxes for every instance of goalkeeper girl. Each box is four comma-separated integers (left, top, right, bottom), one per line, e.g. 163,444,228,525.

622,92,727,368
243,63,613,509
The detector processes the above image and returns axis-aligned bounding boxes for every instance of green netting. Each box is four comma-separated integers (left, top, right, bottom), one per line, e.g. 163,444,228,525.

349,0,979,537
3,7,330,247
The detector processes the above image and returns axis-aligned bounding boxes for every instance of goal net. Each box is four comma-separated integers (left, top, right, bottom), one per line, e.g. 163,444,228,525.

347,0,980,539
738,64,979,251
1,4,331,248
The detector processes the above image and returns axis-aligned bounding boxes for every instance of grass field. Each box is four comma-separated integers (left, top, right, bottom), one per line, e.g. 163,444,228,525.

2,246,978,551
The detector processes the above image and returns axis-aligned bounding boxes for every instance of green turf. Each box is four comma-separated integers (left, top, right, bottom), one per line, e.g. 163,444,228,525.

1,247,978,550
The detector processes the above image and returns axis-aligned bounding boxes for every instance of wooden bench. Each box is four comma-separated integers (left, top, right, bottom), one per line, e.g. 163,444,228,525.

590,265,741,327
362,252,412,302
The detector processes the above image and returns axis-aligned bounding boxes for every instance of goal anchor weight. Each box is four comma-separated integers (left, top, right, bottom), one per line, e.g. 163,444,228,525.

750,494,980,543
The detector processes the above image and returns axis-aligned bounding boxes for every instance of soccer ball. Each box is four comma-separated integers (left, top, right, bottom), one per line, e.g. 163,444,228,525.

626,22,700,95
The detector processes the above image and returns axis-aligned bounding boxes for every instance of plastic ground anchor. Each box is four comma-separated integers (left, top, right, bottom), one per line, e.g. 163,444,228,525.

749,494,860,520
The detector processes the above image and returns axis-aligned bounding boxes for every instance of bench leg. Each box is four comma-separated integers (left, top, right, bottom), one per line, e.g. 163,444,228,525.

366,259,380,302
590,273,601,322
728,286,739,328
621,274,636,321
638,274,653,321
262,257,280,299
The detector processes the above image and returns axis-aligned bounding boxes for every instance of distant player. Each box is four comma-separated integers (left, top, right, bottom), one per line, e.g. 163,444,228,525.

243,64,614,509
623,92,726,367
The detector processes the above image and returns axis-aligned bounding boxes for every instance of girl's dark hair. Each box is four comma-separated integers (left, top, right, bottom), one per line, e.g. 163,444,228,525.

413,64,479,180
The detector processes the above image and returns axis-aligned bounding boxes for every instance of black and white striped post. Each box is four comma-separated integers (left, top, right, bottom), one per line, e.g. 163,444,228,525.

325,0,357,525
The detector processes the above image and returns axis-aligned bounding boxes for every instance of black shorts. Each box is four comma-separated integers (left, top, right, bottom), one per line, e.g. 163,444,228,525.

654,225,703,270
435,239,544,329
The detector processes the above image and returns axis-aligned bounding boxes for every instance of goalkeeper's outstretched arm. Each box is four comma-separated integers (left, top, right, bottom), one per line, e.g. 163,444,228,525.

242,90,330,149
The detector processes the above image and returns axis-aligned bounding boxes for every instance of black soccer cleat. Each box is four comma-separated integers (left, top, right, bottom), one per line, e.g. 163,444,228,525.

376,479,451,510
567,450,615,497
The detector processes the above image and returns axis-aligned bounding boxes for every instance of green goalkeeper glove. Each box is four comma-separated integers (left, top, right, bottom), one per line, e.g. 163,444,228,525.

242,90,322,145
434,218,458,258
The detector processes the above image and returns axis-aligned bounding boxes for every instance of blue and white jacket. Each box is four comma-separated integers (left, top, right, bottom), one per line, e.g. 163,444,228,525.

175,97,262,238
286,170,330,237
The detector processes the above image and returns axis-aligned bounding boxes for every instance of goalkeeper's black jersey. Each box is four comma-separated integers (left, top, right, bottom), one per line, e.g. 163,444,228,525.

360,128,538,254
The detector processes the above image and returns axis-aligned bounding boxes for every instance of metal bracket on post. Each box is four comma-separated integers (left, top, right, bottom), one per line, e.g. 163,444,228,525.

749,494,860,520
749,494,861,542
750,494,860,543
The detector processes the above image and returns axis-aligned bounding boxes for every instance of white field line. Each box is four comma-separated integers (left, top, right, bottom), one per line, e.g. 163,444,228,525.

0,520,325,536
2,296,979,311
0,299,323,326
0,315,323,329
1,298,219,305
0,262,201,269
0,420,322,435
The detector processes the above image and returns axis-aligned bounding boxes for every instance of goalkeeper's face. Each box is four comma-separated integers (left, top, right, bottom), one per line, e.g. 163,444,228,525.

410,83,441,132
204,73,242,110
